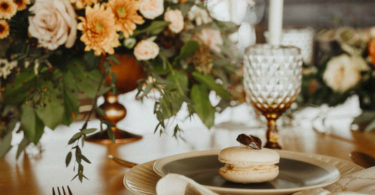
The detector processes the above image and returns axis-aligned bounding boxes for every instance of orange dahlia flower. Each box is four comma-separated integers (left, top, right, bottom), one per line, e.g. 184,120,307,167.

78,4,120,56
70,0,97,10
0,19,9,39
108,0,144,38
0,0,17,19
13,0,29,10
369,39,375,67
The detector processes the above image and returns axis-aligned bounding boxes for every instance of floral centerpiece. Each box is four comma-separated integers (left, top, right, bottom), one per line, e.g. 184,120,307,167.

299,27,375,132
0,0,243,181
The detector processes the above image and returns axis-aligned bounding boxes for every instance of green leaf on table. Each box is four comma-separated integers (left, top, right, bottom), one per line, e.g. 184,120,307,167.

95,107,106,117
175,40,199,61
107,127,115,143
0,131,12,158
191,84,215,128
352,111,375,125
134,21,169,35
192,72,230,100
364,120,375,132
65,152,72,167
68,132,82,145
75,147,82,163
21,103,44,144
81,154,91,164
82,128,96,135
16,137,30,159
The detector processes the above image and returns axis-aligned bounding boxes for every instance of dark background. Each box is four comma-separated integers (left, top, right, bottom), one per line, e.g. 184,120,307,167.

265,0,375,28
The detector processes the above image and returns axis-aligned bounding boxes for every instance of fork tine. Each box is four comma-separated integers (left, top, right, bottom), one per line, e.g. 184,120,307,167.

62,186,66,195
57,187,61,195
67,185,73,195
52,187,56,195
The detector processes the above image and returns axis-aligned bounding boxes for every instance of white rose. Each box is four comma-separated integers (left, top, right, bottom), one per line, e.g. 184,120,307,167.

139,0,164,20
164,9,184,33
197,28,223,52
206,0,249,25
134,40,160,61
28,0,77,50
323,54,361,93
188,5,212,26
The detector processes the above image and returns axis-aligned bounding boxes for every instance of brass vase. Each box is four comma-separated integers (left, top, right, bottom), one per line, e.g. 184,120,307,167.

87,54,145,144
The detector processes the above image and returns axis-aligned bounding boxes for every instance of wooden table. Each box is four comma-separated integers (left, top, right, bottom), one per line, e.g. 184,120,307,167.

1,118,375,195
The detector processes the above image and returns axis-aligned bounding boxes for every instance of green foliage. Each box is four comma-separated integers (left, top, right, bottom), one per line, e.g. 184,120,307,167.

192,72,230,100
21,103,44,144
134,21,169,35
191,84,215,128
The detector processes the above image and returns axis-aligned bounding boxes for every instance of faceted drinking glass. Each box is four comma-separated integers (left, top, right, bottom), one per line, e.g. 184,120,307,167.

243,44,302,149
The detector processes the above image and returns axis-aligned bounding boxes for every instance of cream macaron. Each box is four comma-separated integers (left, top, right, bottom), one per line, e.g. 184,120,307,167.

218,146,280,183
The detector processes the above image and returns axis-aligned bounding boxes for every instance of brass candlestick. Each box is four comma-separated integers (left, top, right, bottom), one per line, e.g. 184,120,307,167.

87,54,145,144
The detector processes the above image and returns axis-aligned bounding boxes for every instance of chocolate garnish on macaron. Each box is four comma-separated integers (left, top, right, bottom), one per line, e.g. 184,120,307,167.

236,134,262,150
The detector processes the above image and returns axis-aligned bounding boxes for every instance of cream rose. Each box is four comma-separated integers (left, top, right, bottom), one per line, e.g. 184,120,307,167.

197,28,223,52
323,54,361,93
139,0,164,20
164,9,184,33
134,40,160,61
188,5,212,26
28,0,77,50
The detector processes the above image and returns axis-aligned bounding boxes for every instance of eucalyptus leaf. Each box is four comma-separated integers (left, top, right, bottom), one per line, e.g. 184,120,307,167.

75,147,82,163
0,131,12,158
65,152,72,167
191,84,215,128
192,72,230,100
82,128,96,135
364,120,375,132
175,40,199,61
81,154,91,164
16,137,30,159
107,127,115,143
134,21,169,35
68,132,82,145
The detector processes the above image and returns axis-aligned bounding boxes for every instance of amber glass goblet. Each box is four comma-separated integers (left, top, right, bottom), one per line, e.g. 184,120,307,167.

243,44,302,149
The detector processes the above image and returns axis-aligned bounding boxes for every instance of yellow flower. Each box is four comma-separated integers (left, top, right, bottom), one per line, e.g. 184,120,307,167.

78,4,120,56
0,0,17,19
0,19,9,39
13,0,30,11
108,0,144,38
70,0,97,10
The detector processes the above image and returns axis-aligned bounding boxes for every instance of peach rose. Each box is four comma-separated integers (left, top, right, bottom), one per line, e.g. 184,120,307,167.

164,9,184,33
323,54,361,93
197,28,223,52
134,40,160,61
28,0,77,50
139,0,164,19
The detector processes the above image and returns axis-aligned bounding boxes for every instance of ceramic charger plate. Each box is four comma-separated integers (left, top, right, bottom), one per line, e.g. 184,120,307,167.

124,150,363,195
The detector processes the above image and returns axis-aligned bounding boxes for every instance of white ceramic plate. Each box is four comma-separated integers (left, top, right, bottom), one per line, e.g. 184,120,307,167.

124,150,362,195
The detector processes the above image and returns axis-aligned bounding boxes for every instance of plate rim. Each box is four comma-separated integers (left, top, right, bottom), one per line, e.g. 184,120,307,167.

153,149,341,194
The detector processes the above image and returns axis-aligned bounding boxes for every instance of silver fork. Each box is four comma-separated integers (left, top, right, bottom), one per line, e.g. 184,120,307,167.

52,186,73,195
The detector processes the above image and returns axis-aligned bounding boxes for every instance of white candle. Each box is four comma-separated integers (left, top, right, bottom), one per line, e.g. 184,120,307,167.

268,0,284,46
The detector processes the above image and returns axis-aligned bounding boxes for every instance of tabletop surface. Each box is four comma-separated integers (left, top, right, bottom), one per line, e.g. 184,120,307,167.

1,99,375,195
